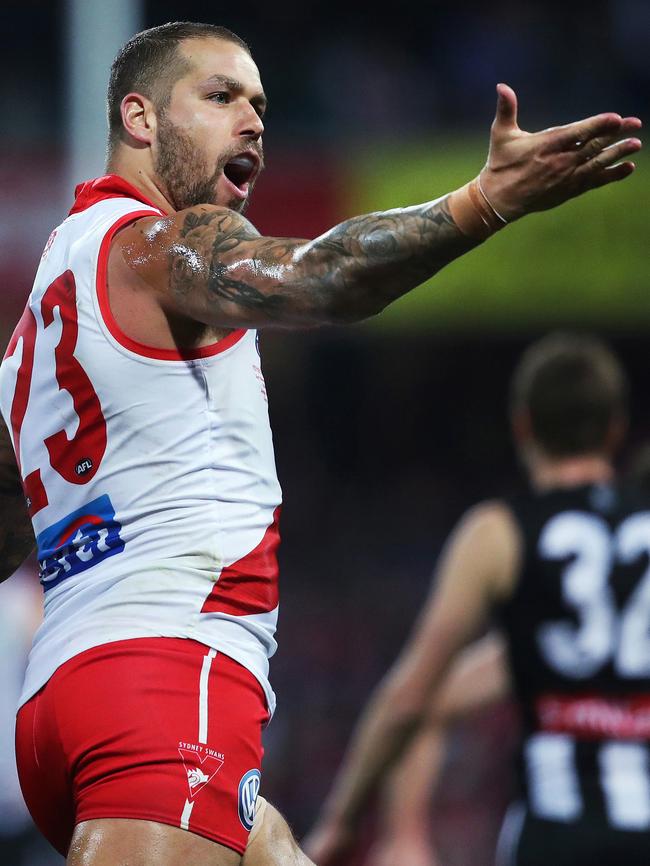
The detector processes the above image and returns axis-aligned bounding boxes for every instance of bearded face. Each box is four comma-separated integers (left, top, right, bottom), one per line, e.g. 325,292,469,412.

154,111,262,213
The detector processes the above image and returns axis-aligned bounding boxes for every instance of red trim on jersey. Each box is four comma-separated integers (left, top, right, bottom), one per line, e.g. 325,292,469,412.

202,507,281,616
69,175,167,216
536,692,650,740
96,212,247,360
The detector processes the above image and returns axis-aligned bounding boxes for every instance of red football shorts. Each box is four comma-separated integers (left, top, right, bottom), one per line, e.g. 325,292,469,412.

15,638,270,856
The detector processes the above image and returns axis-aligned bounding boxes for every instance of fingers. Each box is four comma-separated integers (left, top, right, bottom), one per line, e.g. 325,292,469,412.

619,116,643,135
577,127,642,162
585,160,637,189
579,136,642,172
492,83,518,130
550,113,642,151
574,134,641,191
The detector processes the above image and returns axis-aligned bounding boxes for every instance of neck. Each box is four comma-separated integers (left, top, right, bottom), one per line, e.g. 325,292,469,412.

529,453,614,492
106,148,175,214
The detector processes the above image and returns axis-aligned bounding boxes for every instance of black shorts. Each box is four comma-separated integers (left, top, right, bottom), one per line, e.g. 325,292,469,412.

496,803,650,866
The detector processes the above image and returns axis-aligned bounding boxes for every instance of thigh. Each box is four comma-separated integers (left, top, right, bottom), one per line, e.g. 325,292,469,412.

243,798,315,866
67,800,317,866
67,818,241,866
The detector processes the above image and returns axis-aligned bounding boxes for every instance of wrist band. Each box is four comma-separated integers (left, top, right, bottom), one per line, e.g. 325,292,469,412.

447,176,508,240
477,176,508,225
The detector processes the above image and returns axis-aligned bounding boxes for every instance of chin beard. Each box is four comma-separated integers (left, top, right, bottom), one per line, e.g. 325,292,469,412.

154,113,251,213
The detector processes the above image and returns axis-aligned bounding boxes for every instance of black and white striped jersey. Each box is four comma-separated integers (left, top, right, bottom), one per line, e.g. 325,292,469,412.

498,482,650,835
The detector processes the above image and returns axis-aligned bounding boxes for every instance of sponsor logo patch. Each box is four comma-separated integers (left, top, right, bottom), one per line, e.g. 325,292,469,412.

238,768,261,831
37,494,125,590
178,741,225,800
536,692,650,740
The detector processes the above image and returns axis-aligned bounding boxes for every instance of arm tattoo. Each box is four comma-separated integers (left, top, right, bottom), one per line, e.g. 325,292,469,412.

169,196,478,324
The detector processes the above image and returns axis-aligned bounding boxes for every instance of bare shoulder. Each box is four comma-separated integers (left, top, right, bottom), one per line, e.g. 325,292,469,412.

457,498,518,537
113,205,261,284
106,205,263,334
109,204,311,330
451,499,522,600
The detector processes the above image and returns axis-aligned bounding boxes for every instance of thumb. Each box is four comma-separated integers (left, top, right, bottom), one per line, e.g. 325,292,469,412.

493,82,518,130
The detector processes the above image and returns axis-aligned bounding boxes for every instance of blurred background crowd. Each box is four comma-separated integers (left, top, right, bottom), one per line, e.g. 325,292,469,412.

1,1,648,864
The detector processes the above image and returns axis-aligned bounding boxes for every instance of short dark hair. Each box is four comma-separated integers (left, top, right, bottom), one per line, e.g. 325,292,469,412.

510,332,628,457
107,21,251,149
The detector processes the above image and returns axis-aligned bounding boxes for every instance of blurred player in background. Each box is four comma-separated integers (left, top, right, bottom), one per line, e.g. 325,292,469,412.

0,16,643,866
307,334,650,866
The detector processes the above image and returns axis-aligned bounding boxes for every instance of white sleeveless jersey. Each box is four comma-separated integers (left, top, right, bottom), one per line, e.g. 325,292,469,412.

0,176,282,713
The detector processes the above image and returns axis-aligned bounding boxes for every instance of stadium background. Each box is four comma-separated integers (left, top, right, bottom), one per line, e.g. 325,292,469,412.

0,1,648,863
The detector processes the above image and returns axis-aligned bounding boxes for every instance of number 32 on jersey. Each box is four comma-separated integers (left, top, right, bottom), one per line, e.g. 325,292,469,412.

538,510,650,679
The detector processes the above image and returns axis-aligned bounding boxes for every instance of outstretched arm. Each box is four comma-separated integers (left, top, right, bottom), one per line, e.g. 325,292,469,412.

303,503,520,865
0,416,34,582
117,85,641,329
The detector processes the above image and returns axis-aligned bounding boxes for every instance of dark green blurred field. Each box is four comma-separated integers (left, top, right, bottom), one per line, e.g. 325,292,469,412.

349,141,648,330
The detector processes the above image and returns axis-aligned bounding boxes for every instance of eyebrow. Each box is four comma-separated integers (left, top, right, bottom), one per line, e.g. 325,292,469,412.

203,74,268,115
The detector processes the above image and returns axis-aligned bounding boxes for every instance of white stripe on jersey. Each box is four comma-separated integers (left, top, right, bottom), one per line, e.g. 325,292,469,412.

525,733,582,821
180,798,194,831
199,649,218,745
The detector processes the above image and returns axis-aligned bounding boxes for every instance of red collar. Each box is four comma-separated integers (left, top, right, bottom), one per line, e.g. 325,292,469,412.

69,174,167,216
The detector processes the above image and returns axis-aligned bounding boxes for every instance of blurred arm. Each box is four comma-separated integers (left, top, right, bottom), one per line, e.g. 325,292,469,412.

0,416,34,583
116,87,641,330
364,634,510,866
430,632,510,725
364,723,446,866
304,503,520,865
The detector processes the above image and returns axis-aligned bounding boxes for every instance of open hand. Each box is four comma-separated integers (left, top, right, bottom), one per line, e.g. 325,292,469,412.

480,83,642,221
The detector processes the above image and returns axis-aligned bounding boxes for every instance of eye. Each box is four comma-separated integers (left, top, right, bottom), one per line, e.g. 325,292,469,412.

209,91,231,105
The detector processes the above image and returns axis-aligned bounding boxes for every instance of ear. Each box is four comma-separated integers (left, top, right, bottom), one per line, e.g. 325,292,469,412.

120,92,158,146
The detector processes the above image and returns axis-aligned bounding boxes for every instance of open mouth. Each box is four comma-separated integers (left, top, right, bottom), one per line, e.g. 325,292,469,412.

223,153,259,192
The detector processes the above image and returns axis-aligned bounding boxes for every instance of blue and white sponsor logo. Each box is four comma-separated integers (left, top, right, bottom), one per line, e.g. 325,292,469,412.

238,768,261,831
37,494,125,591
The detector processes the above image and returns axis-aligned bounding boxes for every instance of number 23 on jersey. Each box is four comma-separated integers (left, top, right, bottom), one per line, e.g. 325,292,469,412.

3,270,107,517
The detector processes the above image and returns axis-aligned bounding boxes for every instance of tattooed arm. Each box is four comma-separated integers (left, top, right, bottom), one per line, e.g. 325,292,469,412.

118,85,641,329
120,199,476,328
0,416,34,583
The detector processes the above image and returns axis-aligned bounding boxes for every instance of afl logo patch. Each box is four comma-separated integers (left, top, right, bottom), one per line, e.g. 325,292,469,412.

75,457,93,476
238,768,261,831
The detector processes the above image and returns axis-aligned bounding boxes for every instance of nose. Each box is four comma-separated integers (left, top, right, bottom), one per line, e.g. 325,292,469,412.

237,100,264,141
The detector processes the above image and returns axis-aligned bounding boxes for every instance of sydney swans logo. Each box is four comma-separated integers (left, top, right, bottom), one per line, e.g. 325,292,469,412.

178,742,225,799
